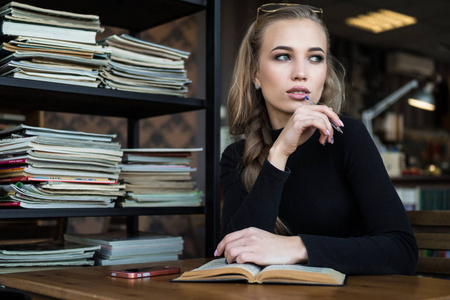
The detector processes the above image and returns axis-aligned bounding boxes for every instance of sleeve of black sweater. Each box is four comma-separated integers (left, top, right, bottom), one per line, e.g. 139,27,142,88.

220,140,290,234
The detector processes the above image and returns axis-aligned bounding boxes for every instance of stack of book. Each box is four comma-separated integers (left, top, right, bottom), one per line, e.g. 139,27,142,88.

0,240,99,271
98,34,191,96
64,231,184,266
0,124,124,208
118,148,203,207
0,1,108,87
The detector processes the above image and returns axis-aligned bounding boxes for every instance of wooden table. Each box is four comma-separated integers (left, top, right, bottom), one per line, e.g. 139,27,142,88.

0,258,449,300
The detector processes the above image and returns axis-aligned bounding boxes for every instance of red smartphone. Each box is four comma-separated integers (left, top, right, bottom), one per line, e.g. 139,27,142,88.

110,266,180,279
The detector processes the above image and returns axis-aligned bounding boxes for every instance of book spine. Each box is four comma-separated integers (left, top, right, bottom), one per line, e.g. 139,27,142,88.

0,166,26,172
0,176,30,183
0,159,27,165
0,201,21,206
28,176,118,184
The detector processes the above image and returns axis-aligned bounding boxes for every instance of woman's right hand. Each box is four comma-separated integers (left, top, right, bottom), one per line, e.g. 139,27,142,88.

215,227,308,265
268,104,343,170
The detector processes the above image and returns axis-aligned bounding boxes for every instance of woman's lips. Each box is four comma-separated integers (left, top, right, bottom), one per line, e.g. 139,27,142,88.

286,86,310,100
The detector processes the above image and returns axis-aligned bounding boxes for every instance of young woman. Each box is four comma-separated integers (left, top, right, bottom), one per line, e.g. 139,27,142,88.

214,3,418,275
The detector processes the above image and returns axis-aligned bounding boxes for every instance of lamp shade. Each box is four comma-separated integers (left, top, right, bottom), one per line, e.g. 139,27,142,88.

408,82,435,111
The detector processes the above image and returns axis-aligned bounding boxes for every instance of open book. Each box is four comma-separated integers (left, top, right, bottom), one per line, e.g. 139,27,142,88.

173,258,346,286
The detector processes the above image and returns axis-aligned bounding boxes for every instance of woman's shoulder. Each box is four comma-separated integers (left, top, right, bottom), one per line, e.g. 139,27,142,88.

340,115,365,128
339,115,371,138
333,114,382,159
331,115,375,152
221,138,245,160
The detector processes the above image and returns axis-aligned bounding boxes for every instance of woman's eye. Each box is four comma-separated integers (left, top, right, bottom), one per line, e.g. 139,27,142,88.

275,54,291,61
309,55,324,63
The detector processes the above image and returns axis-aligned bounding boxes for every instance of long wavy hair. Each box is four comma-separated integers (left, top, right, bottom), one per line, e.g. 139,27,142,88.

227,5,346,235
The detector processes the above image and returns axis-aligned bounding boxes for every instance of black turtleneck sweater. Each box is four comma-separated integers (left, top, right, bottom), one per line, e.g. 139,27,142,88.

220,116,418,275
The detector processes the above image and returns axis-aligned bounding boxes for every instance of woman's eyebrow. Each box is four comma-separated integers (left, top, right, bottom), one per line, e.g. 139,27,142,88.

270,46,325,53
271,45,293,52
309,47,325,53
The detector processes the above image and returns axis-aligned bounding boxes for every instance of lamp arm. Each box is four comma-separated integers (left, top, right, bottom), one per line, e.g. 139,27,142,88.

362,79,419,138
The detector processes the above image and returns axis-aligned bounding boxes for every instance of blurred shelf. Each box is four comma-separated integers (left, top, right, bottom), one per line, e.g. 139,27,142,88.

0,206,206,219
391,175,450,187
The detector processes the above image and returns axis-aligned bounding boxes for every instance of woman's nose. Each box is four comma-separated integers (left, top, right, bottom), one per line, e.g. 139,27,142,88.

291,61,307,81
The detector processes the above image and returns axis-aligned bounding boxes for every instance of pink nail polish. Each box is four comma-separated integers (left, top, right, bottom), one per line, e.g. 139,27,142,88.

214,249,218,257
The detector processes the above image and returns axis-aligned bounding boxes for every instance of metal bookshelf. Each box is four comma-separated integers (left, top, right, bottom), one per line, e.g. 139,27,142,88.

0,0,221,255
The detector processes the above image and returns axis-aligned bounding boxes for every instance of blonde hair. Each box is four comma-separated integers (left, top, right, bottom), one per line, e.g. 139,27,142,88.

227,5,345,235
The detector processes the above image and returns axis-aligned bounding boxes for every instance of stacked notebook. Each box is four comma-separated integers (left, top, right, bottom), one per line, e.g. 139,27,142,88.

118,148,203,207
0,1,108,87
0,240,99,270
0,124,124,208
64,231,183,266
98,34,191,96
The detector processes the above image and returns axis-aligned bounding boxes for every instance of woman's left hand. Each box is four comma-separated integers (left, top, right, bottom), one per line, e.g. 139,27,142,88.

214,227,308,265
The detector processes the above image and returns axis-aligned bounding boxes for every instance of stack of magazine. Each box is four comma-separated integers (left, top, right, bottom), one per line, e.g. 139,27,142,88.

0,1,108,87
64,231,183,266
0,240,99,272
98,34,191,96
118,148,203,207
0,2,192,97
0,124,125,208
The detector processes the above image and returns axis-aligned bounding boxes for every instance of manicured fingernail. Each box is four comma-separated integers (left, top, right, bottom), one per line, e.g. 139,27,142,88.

339,120,344,127
326,130,331,136
331,136,334,144
214,250,218,257
323,139,327,146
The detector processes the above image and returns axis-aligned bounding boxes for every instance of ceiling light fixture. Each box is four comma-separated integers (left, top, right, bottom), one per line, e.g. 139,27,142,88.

346,9,417,33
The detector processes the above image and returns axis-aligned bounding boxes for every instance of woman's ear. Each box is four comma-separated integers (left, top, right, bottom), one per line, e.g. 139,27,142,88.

253,76,261,90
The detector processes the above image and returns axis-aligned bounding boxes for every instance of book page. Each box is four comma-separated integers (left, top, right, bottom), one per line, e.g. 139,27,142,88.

183,258,263,279
262,264,330,273
258,264,345,285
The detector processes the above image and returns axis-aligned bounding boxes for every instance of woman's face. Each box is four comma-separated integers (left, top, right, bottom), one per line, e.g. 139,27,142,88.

254,19,328,128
